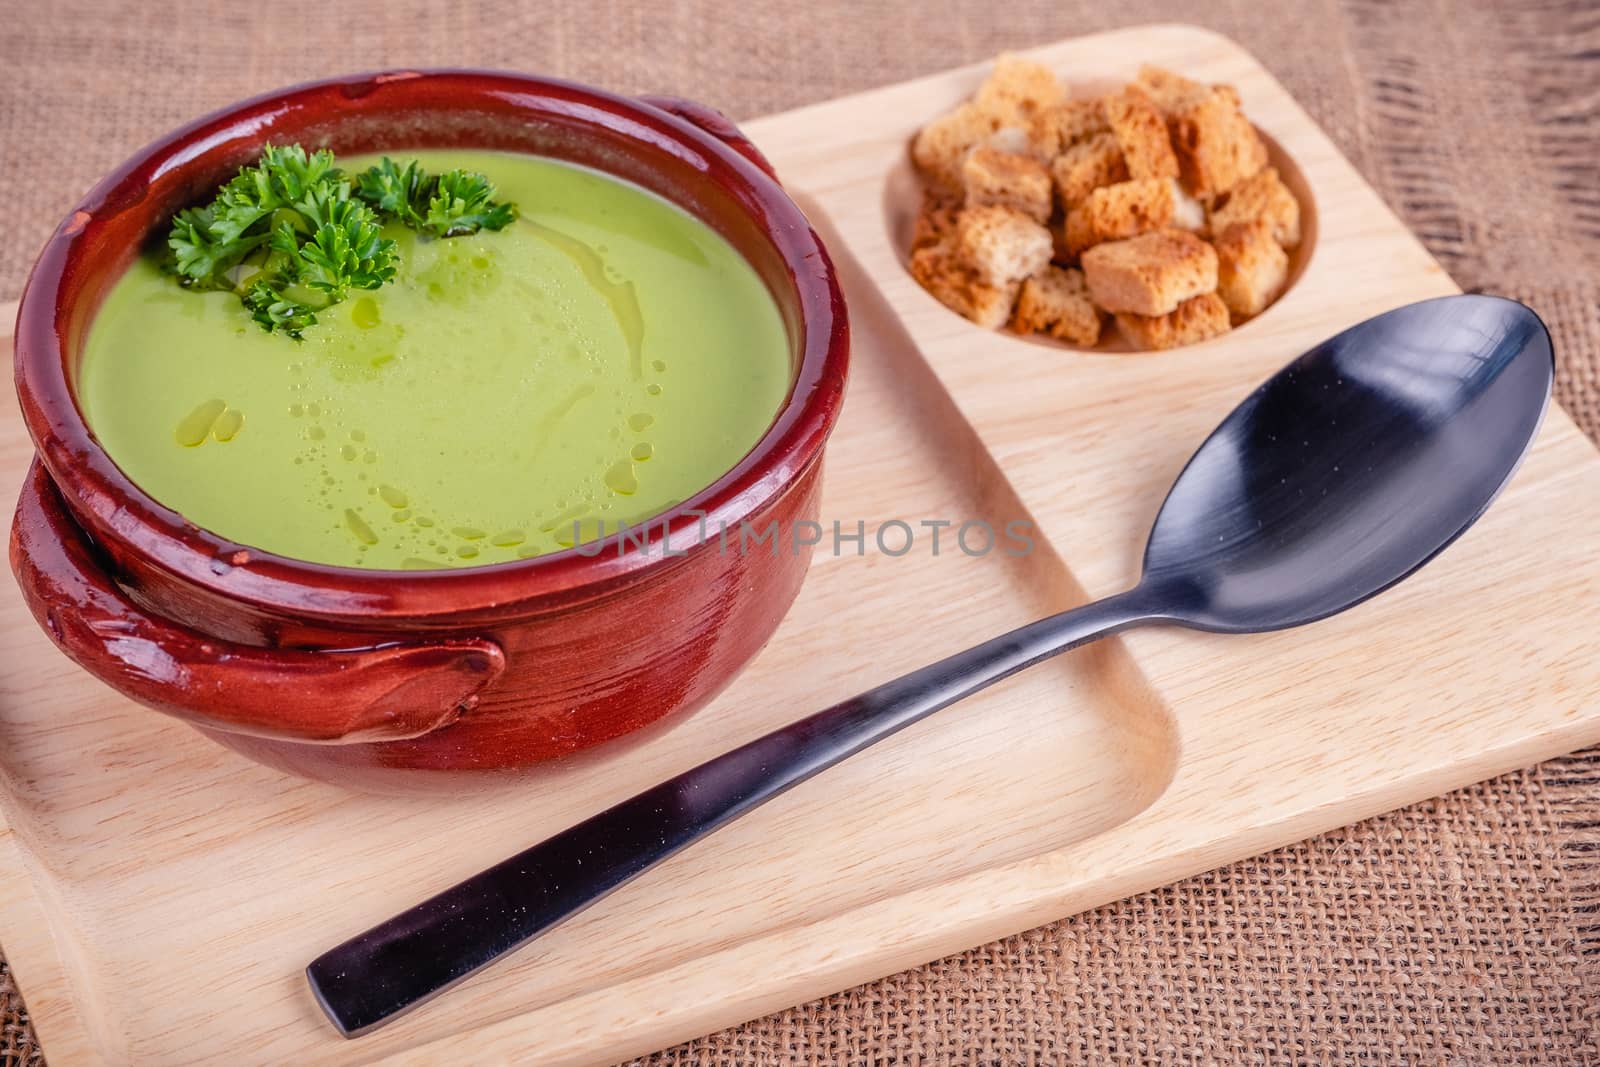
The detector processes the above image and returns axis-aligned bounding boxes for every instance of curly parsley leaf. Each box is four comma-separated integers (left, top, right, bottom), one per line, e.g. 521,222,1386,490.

169,205,262,286
354,157,429,229
424,169,518,237
296,201,398,301
355,159,517,238
241,279,318,340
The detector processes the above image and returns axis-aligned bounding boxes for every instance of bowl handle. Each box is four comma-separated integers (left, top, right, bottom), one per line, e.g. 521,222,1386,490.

9,460,505,745
637,94,780,181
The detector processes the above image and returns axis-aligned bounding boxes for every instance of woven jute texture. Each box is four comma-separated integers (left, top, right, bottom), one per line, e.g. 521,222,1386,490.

3,1,1599,1063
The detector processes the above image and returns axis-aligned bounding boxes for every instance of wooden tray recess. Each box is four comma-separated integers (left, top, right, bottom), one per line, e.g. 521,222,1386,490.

5,24,1600,1066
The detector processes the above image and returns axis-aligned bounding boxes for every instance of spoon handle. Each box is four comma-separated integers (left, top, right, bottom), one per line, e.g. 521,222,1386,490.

307,589,1154,1037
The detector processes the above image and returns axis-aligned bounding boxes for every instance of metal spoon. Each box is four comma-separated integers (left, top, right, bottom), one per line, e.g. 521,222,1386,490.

308,294,1553,1037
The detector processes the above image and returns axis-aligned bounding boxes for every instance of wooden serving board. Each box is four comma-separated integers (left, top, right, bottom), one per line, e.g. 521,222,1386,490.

5,24,1600,1065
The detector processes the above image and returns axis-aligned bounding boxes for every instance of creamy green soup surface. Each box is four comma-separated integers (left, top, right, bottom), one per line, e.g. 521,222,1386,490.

78,151,791,569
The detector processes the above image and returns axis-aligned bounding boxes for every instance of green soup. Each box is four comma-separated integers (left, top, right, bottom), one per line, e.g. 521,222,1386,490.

78,151,792,570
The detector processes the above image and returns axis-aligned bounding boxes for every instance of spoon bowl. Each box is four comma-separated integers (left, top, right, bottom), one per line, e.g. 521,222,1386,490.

1144,295,1552,632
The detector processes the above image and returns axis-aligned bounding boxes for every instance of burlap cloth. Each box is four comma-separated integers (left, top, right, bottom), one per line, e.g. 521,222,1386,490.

3,1,1598,1062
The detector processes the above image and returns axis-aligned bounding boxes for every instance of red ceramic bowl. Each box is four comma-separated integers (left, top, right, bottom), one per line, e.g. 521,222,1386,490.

9,71,848,788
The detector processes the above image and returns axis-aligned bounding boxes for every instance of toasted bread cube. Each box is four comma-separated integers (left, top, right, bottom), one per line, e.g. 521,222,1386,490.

1105,88,1179,181
910,238,1018,329
912,102,1000,193
956,204,1054,287
1013,266,1102,346
1169,179,1207,232
1213,219,1288,319
1169,87,1268,200
911,191,962,252
1134,65,1206,113
1063,177,1175,256
1135,66,1242,115
1049,132,1128,209
962,146,1053,222
1115,292,1231,350
1081,229,1218,316
1026,97,1110,158
1061,213,1093,259
984,125,1034,157
974,53,1064,126
1207,165,1301,248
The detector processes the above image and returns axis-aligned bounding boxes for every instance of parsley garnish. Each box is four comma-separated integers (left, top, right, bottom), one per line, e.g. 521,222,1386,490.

354,157,518,238
165,145,517,340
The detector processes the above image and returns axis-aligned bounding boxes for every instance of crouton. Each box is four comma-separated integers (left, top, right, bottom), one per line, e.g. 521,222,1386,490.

912,102,1000,193
1168,87,1269,200
974,53,1064,126
1013,266,1102,345
1115,292,1232,350
962,146,1053,222
1168,179,1207,231
1104,88,1179,181
1063,177,1175,256
985,125,1034,157
1081,229,1218,316
911,191,962,251
909,238,1019,330
1135,66,1242,115
1207,165,1301,248
1049,132,1128,208
1212,219,1288,320
1135,66,1206,113
1027,97,1110,158
956,204,1054,287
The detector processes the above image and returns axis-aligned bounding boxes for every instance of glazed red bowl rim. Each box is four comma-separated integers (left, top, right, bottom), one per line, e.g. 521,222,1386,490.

13,69,848,624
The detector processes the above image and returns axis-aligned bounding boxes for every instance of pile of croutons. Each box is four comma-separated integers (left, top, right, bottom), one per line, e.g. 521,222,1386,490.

909,54,1302,350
